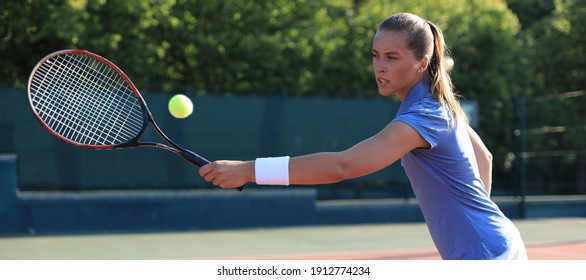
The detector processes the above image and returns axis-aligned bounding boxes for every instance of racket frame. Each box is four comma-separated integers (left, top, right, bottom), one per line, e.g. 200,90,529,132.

27,49,211,168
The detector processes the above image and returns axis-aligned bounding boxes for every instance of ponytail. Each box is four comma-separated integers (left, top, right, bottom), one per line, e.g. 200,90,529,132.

426,21,468,127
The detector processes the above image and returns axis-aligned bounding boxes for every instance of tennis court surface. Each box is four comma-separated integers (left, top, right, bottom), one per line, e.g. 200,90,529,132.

1,218,584,260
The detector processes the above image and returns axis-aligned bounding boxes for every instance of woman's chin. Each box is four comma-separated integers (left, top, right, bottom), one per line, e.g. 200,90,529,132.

378,88,394,97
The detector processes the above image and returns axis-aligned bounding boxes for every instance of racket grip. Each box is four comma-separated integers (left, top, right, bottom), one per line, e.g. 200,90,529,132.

182,149,211,167
182,149,245,192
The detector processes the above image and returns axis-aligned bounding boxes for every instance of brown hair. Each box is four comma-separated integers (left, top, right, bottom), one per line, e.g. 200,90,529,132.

378,13,468,127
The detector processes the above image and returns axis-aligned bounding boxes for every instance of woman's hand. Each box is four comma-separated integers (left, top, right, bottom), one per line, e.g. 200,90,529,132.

199,160,255,189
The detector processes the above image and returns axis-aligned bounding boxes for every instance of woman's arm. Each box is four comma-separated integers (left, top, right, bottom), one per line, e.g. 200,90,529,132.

466,124,493,196
200,121,427,189
289,121,427,184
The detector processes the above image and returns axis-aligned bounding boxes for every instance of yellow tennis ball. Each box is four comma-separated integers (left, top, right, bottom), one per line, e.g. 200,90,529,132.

168,94,193,119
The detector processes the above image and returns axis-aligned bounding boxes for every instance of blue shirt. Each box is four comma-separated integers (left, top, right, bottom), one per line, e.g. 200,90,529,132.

393,80,516,259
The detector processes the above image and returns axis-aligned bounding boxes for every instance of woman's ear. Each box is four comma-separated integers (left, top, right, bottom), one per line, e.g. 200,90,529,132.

418,56,430,73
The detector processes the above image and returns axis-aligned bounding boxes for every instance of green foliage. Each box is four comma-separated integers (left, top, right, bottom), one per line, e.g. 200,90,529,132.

515,0,586,193
523,0,586,94
507,0,555,28
1,0,326,94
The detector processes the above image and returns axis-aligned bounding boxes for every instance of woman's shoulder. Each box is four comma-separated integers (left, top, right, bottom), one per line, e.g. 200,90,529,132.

408,92,446,117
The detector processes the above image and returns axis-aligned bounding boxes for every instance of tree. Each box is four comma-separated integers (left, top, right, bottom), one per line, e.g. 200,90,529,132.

525,0,585,94
517,0,586,194
506,0,555,29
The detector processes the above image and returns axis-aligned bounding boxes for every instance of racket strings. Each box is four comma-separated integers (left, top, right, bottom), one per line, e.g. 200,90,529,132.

32,57,119,145
32,55,102,142
29,53,145,146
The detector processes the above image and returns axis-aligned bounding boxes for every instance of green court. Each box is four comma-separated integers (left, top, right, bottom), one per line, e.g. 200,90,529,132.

1,218,585,260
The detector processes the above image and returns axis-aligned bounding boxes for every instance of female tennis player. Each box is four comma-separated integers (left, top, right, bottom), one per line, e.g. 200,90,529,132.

199,12,527,260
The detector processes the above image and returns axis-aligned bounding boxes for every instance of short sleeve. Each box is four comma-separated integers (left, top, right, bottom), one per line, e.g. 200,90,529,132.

393,98,449,149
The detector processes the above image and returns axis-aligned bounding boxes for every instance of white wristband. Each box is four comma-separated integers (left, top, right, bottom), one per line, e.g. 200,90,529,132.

255,156,290,185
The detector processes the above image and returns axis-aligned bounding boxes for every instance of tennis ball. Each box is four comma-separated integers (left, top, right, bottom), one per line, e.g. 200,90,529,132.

168,94,193,119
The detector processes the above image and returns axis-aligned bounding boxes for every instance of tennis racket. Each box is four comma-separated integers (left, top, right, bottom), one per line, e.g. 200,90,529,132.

27,49,243,191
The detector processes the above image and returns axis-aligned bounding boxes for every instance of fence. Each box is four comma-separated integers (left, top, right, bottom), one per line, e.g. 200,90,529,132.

0,87,409,199
516,90,586,198
4,86,585,199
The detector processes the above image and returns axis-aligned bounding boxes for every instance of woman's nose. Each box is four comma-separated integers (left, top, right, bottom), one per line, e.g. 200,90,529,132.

373,61,386,73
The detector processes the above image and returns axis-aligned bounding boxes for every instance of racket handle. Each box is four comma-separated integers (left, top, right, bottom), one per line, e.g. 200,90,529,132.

182,149,211,167
182,149,244,192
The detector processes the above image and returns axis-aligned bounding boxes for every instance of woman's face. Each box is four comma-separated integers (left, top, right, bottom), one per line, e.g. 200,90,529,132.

372,30,428,101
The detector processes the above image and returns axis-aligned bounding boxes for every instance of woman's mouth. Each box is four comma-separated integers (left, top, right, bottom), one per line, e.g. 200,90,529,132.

377,77,389,86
